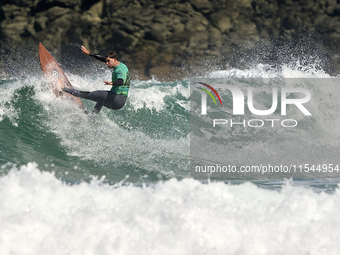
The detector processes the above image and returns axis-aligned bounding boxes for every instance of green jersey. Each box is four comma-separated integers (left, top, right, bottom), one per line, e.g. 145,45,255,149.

111,62,130,96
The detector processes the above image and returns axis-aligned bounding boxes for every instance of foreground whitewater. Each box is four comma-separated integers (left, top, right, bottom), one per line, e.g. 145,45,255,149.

1,162,340,255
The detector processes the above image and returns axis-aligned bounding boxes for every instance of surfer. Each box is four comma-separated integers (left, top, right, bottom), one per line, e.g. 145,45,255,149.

62,46,130,113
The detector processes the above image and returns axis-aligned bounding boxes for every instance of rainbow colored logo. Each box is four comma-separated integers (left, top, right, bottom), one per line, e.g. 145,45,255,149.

198,82,223,106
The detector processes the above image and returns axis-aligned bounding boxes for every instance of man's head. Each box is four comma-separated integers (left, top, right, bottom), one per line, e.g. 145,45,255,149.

105,51,120,68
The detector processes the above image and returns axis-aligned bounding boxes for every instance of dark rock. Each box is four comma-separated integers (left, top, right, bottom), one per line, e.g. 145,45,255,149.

211,12,232,33
189,0,212,12
1,0,340,79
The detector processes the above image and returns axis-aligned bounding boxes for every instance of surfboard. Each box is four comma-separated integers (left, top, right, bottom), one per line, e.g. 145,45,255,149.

39,42,84,108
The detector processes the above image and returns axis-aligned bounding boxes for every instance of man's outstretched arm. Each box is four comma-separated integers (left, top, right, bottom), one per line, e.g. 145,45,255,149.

81,46,106,62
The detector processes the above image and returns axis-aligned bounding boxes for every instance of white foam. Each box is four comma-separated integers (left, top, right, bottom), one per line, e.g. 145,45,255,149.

207,63,331,79
207,64,280,79
0,78,34,125
130,80,190,111
1,162,340,255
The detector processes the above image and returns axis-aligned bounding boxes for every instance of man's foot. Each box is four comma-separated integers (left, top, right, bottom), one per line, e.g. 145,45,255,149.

62,87,74,94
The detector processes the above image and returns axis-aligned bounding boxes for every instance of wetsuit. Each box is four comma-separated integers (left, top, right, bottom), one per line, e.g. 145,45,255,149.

63,53,130,113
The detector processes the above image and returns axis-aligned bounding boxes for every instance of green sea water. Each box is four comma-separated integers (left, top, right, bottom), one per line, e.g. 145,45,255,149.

0,75,191,183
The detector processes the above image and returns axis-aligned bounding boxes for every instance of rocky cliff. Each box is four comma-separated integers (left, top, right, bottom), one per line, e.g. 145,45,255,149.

1,0,340,79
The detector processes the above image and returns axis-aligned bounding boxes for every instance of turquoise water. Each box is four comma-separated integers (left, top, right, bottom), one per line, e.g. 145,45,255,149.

0,74,190,183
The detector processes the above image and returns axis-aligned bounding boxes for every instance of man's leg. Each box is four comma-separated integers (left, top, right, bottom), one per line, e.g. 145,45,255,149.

62,87,90,98
62,88,125,113
93,102,103,114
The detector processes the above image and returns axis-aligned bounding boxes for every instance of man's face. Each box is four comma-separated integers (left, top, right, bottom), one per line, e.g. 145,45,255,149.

105,57,118,68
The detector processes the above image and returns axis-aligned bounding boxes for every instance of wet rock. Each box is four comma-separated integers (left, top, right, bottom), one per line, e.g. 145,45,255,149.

1,0,340,78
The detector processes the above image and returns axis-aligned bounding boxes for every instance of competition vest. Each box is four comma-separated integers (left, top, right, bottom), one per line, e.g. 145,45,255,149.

111,62,130,96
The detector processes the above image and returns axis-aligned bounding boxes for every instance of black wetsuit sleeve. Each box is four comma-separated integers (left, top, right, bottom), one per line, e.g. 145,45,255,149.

112,78,124,86
89,53,106,62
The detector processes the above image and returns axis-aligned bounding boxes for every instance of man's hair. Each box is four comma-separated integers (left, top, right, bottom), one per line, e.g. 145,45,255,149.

106,51,119,60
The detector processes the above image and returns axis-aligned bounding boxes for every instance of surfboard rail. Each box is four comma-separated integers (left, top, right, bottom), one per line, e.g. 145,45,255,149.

39,42,84,108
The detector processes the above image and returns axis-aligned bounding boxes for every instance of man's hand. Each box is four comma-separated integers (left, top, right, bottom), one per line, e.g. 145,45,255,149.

104,80,113,85
81,46,90,55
